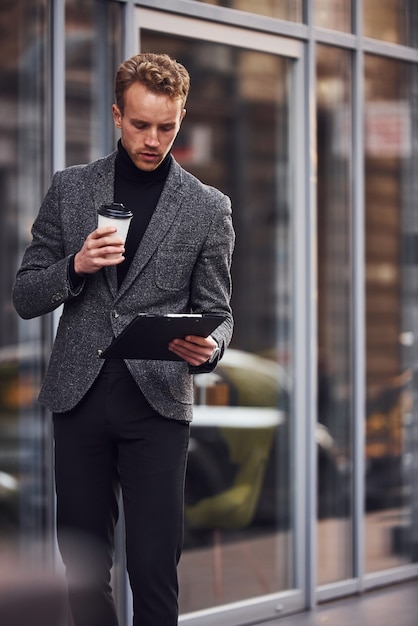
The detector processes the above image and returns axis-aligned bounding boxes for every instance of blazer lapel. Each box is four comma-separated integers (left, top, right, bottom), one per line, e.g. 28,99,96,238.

92,153,119,296
116,159,184,296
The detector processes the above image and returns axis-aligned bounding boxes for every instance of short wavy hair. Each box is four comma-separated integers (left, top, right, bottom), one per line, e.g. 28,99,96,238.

115,52,190,114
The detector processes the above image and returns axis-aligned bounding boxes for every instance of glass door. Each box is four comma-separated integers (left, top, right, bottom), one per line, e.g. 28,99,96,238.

364,54,418,576
131,9,308,625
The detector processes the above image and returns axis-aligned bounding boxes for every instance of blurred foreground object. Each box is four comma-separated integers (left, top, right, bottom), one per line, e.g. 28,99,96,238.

0,548,66,626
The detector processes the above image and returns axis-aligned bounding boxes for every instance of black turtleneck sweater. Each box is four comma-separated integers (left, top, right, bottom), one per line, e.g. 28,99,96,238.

69,141,171,289
114,140,171,286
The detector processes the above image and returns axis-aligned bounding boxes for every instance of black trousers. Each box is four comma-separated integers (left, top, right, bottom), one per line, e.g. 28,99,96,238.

53,360,190,626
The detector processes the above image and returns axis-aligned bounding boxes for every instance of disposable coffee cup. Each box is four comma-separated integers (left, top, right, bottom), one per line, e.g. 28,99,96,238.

97,203,133,259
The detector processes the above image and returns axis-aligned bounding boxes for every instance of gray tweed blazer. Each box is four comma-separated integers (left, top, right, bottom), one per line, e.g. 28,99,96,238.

12,152,234,420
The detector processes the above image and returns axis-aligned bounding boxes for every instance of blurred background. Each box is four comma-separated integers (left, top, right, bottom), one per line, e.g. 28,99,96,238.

1,1,418,625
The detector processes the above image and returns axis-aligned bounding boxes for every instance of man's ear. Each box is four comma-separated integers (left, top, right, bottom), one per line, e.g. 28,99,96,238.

112,104,122,129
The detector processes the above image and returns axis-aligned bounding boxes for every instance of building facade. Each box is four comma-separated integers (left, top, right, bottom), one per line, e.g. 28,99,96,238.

1,1,418,624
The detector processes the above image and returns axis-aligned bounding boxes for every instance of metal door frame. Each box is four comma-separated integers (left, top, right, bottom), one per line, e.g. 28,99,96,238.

116,8,315,626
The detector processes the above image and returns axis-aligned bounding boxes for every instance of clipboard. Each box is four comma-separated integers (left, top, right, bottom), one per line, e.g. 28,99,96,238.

100,313,226,360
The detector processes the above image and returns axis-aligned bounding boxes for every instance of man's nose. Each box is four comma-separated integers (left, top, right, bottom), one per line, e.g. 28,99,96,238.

144,128,159,146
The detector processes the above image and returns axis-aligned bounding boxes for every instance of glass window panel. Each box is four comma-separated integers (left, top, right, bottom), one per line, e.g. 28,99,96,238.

65,0,123,166
316,45,353,584
364,54,418,572
0,0,48,562
363,0,418,47
139,29,296,613
314,0,352,32
191,0,302,22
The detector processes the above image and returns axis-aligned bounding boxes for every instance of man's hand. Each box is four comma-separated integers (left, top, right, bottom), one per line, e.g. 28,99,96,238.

74,226,126,274
169,335,218,366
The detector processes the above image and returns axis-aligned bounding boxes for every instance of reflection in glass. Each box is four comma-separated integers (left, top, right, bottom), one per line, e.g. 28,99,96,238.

140,31,294,612
363,0,417,46
364,54,418,571
316,45,353,584
314,0,352,32
0,0,47,559
65,0,123,166
192,0,302,21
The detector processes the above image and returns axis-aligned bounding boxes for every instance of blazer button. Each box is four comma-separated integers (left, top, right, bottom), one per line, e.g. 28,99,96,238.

97,349,103,357
113,310,120,319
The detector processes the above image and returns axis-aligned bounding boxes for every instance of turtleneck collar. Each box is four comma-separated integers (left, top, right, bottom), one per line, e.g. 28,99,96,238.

115,139,172,183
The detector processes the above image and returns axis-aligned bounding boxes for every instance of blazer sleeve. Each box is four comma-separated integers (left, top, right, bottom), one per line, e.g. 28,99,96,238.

12,171,87,320
188,193,235,373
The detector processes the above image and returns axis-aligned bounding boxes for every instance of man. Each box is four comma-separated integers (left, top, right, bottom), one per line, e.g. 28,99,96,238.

13,53,234,626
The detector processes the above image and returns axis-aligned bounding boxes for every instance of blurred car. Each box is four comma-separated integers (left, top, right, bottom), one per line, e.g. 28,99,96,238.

0,343,44,534
185,348,350,536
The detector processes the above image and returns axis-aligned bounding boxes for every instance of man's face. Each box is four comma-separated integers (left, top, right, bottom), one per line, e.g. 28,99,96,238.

112,82,186,172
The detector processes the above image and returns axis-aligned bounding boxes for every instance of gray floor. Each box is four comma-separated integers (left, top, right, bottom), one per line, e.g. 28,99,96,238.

270,579,418,626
